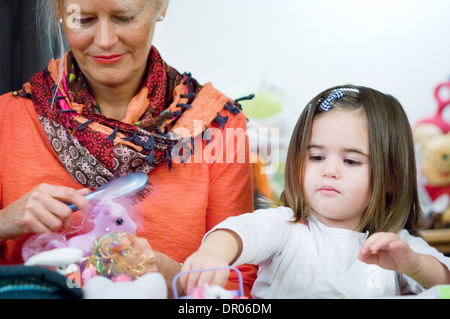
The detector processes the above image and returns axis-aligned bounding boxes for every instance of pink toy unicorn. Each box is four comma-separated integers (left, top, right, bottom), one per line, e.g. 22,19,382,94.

67,198,137,258
22,197,138,264
22,173,148,264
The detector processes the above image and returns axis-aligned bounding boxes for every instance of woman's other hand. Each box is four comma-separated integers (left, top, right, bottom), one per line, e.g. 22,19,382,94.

0,184,89,240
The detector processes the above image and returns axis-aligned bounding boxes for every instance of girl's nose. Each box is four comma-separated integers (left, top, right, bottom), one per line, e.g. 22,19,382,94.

322,159,340,179
94,19,118,49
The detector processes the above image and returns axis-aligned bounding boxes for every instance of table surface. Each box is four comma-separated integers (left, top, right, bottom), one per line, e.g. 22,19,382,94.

420,228,450,254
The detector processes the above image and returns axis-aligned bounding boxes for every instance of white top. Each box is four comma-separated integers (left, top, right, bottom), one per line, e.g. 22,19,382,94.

209,206,450,298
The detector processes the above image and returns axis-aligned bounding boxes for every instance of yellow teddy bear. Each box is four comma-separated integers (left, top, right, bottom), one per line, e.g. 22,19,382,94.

414,126,450,227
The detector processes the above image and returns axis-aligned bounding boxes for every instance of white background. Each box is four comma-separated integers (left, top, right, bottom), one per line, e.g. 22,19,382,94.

153,0,450,137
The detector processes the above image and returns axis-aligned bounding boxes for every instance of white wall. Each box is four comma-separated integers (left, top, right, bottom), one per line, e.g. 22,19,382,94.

153,0,450,136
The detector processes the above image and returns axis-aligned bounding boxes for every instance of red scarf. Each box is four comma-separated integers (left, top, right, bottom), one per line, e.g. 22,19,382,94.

24,47,204,189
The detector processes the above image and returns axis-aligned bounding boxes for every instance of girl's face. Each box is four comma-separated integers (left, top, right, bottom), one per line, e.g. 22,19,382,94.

303,108,371,231
60,0,163,88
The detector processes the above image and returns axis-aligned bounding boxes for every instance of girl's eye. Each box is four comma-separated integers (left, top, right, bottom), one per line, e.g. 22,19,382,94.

309,155,324,162
344,159,362,166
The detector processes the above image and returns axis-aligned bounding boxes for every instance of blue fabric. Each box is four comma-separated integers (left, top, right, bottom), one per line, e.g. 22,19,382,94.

317,89,345,111
0,265,82,299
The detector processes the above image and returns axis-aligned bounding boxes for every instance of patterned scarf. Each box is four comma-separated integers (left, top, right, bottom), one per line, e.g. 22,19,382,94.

23,47,207,189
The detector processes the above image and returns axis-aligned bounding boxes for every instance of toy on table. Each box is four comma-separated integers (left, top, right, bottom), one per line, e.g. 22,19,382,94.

23,232,164,298
81,232,165,299
24,247,83,276
66,197,138,259
20,173,168,298
22,172,149,263
413,80,450,228
82,271,167,299
172,266,247,299
83,232,157,281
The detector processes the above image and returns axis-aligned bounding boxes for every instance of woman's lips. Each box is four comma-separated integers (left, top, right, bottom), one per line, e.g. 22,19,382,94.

91,54,125,64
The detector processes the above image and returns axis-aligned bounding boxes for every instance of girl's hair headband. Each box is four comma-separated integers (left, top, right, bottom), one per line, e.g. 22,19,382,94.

317,88,360,111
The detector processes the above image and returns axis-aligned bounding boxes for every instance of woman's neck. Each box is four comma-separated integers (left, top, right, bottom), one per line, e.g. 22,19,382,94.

86,71,146,121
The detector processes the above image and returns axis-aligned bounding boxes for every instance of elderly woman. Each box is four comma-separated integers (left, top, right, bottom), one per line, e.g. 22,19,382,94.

0,0,256,297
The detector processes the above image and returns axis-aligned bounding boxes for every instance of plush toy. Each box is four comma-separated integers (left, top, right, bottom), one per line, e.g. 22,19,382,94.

24,247,83,276
20,173,165,298
413,80,450,228
22,173,147,263
172,266,247,299
83,272,167,299
83,232,157,281
417,132,450,226
186,284,242,299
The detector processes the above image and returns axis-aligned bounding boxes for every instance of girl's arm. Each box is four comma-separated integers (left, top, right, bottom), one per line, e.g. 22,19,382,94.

204,107,257,297
180,229,243,294
359,232,450,288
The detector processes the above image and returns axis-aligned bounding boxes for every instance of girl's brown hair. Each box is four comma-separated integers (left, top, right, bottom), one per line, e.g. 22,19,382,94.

280,84,421,234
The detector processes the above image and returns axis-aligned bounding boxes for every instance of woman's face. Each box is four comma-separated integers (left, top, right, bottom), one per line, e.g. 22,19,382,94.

59,0,165,88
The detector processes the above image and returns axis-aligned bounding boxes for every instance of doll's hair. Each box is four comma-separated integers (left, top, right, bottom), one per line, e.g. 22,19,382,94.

280,84,421,234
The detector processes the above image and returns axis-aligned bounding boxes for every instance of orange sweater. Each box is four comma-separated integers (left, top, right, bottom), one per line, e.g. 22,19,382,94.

0,90,256,295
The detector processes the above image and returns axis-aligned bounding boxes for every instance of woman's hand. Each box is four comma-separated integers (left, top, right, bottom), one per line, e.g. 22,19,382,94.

152,250,184,298
0,184,90,240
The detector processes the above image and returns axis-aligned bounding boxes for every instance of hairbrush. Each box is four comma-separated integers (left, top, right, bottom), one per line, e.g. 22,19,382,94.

68,172,151,211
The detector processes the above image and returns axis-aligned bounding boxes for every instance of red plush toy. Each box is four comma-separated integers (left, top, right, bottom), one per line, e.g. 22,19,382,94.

413,80,450,228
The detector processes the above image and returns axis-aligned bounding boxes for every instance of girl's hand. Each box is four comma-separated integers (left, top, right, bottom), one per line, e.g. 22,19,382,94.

180,250,230,295
358,232,421,276
0,184,90,240
179,229,242,295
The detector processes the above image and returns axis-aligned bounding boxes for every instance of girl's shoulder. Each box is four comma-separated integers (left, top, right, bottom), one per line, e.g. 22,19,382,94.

251,205,304,225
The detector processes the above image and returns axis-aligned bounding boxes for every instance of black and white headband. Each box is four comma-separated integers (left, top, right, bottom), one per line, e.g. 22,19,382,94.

316,88,360,111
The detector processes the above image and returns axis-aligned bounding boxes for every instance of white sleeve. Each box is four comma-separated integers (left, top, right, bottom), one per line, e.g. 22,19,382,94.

397,229,450,294
205,206,296,266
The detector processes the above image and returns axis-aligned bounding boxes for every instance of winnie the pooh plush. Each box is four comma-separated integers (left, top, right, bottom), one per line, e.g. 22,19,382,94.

413,81,450,227
417,132,450,227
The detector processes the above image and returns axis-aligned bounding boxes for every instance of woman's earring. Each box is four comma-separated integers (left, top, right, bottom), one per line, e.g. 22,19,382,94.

59,18,63,24
157,16,164,22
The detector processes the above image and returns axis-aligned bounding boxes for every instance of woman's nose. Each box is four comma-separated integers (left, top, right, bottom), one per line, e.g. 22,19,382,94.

94,19,118,49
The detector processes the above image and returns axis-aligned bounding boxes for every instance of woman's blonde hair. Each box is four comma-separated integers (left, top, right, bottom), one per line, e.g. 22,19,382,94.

35,0,167,58
35,0,167,106
280,84,421,235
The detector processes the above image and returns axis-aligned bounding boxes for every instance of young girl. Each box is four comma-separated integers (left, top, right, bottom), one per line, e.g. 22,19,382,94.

180,85,450,298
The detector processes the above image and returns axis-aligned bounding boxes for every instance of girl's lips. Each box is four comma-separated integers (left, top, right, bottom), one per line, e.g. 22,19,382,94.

91,54,125,64
318,185,340,195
